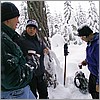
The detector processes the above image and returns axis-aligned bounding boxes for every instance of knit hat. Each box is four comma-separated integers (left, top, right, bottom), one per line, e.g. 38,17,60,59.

77,25,93,36
26,19,38,29
1,2,20,22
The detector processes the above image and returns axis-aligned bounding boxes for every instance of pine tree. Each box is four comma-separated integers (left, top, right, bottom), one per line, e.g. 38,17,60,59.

64,1,73,24
45,2,54,38
63,1,74,43
87,1,99,32
16,1,28,34
74,3,87,27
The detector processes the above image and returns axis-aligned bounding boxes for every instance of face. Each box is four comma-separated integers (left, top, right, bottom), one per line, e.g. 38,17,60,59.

26,26,37,36
4,16,19,30
80,35,93,42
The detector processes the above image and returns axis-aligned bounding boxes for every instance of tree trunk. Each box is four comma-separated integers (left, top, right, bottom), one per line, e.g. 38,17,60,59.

27,1,51,49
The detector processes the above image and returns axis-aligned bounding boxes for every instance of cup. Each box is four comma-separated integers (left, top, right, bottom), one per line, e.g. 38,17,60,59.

78,64,82,69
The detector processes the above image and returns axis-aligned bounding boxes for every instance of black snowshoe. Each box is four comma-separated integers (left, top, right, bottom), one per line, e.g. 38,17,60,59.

74,71,89,94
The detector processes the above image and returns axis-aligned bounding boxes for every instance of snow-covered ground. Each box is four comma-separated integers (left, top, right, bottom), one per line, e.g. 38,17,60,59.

47,34,92,99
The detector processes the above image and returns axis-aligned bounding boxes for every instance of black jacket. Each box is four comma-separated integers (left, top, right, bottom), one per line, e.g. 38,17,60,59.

15,31,46,76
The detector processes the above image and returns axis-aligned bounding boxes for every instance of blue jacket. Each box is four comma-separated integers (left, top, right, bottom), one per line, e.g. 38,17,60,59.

86,32,99,84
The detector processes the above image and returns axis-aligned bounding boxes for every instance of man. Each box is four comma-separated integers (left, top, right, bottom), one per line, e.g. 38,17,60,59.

77,25,99,99
15,19,49,99
1,2,36,99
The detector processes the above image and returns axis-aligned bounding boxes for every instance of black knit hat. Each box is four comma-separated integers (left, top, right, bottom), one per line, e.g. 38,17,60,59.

1,2,20,22
77,25,93,36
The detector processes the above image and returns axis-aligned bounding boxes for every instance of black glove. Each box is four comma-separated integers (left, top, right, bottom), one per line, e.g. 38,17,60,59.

26,54,40,71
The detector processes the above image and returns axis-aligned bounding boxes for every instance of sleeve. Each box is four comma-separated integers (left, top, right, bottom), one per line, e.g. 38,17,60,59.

2,34,33,83
42,41,47,50
94,41,99,84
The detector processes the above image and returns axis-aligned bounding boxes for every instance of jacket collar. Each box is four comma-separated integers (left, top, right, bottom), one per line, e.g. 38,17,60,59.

1,23,18,39
87,32,99,45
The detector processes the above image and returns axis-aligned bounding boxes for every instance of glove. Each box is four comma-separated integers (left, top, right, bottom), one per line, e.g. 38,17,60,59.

31,54,40,69
26,54,40,70
26,58,36,70
96,84,99,92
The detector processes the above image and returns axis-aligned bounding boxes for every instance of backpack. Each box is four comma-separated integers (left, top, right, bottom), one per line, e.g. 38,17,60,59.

74,71,89,94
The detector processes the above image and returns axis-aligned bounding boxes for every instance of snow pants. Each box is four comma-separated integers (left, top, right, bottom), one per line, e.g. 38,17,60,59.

29,74,49,99
88,73,99,99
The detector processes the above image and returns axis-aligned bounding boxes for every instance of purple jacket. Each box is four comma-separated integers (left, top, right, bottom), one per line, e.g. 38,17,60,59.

86,32,99,84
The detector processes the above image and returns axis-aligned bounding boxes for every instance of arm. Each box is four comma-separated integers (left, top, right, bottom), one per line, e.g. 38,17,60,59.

94,43,99,85
1,33,33,89
81,59,87,66
94,43,99,92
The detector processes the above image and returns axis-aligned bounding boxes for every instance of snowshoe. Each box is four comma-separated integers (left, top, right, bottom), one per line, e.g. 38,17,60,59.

74,71,89,94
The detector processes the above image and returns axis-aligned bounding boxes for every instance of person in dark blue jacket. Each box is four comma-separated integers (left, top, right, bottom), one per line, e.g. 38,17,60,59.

77,25,99,99
16,19,49,99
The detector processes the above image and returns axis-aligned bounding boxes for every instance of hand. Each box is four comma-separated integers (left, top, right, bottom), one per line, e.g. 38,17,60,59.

44,48,49,54
81,60,87,66
96,84,99,92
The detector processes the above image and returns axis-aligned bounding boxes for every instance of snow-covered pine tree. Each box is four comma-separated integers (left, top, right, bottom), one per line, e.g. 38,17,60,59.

45,2,55,38
87,1,99,32
74,3,87,27
63,1,75,43
16,1,28,34
64,1,73,24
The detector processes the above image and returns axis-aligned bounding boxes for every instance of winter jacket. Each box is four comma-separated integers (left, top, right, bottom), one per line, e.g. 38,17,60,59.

1,23,33,91
86,32,99,84
15,31,46,76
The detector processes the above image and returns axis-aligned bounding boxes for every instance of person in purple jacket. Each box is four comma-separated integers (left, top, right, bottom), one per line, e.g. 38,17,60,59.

77,25,99,99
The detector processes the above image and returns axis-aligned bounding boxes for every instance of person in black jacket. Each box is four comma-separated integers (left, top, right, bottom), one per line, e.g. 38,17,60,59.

16,19,49,99
1,2,36,99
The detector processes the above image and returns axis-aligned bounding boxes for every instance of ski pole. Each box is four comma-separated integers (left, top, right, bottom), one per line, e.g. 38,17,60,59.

64,55,67,86
64,43,69,86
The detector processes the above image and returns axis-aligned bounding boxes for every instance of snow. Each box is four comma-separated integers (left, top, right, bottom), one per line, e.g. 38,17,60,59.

47,34,92,99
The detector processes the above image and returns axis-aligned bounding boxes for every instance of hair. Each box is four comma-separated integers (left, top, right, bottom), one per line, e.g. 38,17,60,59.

78,25,93,36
